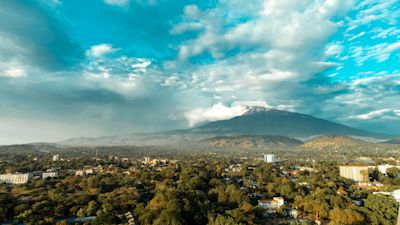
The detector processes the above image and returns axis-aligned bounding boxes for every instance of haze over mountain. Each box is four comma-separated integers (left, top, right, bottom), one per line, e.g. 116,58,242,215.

59,107,388,146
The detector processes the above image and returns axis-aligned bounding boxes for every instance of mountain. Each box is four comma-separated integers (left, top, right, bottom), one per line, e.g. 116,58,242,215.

303,135,369,150
58,107,388,147
384,136,400,144
199,135,303,150
193,107,388,139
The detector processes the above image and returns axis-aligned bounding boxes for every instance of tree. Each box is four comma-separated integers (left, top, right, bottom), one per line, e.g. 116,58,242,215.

328,208,364,225
208,214,242,225
360,194,398,225
387,167,400,178
92,210,117,225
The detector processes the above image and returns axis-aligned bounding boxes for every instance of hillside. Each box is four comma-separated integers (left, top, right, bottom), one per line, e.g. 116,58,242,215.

384,136,400,144
199,135,303,150
303,135,369,150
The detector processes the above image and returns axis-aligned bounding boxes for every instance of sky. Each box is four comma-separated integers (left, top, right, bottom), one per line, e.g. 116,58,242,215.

0,0,400,144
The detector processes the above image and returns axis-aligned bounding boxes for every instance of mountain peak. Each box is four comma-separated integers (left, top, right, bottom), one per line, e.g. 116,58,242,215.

243,106,270,115
243,106,294,116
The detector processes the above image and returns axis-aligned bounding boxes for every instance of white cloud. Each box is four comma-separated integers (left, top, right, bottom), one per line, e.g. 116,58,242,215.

386,42,400,53
325,42,343,57
131,58,151,70
347,31,365,41
86,44,119,57
349,42,400,65
1,68,26,78
103,0,129,7
171,0,355,109
185,103,247,127
351,109,400,120
184,100,294,127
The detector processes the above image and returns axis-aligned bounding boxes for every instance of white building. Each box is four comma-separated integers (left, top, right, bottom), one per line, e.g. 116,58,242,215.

264,154,276,163
52,154,60,161
228,164,242,172
42,172,58,179
377,164,400,175
0,173,32,184
75,167,94,177
75,170,85,176
339,166,369,182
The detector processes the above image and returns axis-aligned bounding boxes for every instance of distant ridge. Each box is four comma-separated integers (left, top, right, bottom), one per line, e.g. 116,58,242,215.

193,107,388,139
303,135,368,150
199,135,303,150
384,136,400,144
58,107,389,146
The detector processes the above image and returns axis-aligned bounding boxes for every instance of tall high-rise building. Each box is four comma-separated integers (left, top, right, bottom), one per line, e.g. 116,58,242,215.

264,154,276,163
339,166,369,182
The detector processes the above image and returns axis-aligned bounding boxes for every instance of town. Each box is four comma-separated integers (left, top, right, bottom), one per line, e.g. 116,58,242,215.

1,146,399,225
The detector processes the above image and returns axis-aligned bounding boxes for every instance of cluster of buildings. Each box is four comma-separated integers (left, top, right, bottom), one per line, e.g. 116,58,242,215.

0,168,59,184
339,164,400,183
75,165,109,176
226,164,242,172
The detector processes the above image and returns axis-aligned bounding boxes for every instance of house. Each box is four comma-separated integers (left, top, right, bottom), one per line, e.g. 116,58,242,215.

258,197,284,213
42,171,58,179
228,164,242,172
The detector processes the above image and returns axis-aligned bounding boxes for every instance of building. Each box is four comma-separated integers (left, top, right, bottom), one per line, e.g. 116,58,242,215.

75,170,85,176
75,167,95,177
258,197,284,213
264,154,276,163
52,154,60,162
0,173,32,184
228,164,242,172
42,171,58,179
377,164,400,175
339,166,369,182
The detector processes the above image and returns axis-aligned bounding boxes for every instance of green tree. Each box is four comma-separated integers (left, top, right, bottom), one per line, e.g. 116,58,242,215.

360,194,398,225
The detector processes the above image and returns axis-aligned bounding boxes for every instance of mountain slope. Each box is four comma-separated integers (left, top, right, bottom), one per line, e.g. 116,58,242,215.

193,107,387,138
384,136,400,144
303,135,369,150
199,135,303,150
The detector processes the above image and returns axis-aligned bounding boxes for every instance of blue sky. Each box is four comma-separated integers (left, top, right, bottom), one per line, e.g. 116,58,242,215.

0,0,399,144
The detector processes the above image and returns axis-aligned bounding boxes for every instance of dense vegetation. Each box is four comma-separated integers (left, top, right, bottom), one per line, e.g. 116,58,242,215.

0,143,399,225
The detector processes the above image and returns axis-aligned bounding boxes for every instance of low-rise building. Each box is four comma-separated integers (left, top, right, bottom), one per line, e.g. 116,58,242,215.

228,164,242,172
0,173,32,184
75,170,85,176
377,164,400,175
42,171,58,179
258,197,284,213
75,167,95,177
